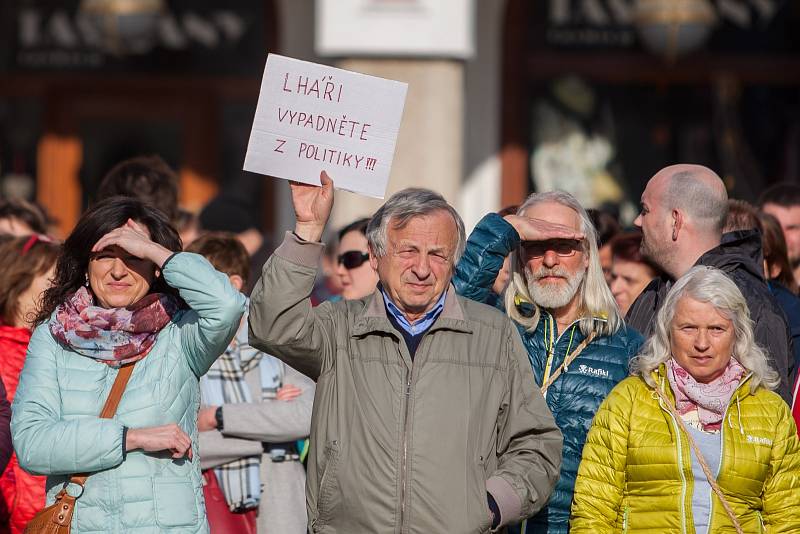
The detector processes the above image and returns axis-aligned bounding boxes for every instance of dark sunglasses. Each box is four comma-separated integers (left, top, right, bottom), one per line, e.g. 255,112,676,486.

520,239,584,258
337,250,370,269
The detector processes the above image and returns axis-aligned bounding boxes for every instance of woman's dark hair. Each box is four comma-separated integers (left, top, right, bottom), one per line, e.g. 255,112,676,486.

587,208,620,247
0,198,51,235
0,236,60,325
759,211,798,294
337,217,371,241
609,231,661,274
36,196,183,324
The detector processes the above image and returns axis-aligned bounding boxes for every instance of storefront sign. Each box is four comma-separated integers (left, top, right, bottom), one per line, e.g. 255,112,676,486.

316,0,474,59
1,0,268,74
533,0,792,52
244,54,408,199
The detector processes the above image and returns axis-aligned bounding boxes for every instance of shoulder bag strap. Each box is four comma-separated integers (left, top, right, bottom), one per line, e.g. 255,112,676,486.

540,330,598,394
653,385,745,534
68,363,136,488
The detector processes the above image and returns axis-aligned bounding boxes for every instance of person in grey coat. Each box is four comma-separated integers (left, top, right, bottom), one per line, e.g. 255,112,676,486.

191,233,313,534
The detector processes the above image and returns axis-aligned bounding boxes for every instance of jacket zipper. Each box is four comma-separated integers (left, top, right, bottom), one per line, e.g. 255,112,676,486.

707,375,751,534
659,392,688,534
660,375,752,534
706,409,725,534
622,504,629,533
399,369,412,531
540,316,580,398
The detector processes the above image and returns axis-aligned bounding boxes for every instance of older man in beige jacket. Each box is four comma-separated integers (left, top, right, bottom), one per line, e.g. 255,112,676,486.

249,172,562,533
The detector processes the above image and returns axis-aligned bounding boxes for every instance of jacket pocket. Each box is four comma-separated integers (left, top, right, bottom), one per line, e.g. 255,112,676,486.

153,477,199,528
313,440,341,532
474,456,492,533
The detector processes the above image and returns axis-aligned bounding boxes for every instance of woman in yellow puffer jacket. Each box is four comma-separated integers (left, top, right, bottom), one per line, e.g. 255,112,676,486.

571,266,800,533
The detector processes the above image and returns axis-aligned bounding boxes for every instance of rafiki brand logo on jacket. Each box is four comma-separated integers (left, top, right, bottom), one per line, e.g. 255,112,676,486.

577,364,609,379
746,435,773,446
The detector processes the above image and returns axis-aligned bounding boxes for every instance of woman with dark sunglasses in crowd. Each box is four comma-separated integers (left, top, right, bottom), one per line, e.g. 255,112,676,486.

335,218,379,300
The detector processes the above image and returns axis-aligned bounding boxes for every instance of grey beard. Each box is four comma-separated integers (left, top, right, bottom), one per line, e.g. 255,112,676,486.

526,266,585,309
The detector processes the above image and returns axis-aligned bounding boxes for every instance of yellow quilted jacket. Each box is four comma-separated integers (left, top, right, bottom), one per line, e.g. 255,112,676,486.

570,365,800,533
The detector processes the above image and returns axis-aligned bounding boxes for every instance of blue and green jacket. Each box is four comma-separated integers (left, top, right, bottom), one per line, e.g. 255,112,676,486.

454,213,643,534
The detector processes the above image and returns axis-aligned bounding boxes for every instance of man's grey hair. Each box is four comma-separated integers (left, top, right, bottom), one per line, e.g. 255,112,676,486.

663,171,729,233
504,190,622,337
630,266,780,391
366,188,466,263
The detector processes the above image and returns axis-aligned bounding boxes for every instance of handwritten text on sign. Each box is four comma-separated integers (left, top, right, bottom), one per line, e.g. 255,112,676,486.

244,54,408,198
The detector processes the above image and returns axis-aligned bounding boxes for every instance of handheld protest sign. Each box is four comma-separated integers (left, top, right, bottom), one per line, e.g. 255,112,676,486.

244,54,408,199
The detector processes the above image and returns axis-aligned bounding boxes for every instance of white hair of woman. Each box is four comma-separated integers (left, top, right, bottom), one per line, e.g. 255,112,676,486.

504,190,622,337
631,265,780,391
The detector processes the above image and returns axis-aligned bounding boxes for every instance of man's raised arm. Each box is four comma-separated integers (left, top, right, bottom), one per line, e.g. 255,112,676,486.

248,172,337,380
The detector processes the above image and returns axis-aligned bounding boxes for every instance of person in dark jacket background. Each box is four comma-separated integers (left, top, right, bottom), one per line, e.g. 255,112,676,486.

0,378,10,476
454,190,643,534
754,210,800,384
627,164,793,403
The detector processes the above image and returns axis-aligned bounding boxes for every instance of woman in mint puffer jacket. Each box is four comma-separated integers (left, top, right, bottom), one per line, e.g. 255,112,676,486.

11,197,245,533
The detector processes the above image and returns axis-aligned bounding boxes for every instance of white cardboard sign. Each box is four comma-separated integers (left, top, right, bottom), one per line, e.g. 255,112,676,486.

243,54,408,199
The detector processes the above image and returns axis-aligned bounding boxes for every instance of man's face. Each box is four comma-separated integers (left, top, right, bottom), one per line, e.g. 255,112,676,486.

762,203,800,267
519,202,588,310
634,176,673,267
371,210,457,322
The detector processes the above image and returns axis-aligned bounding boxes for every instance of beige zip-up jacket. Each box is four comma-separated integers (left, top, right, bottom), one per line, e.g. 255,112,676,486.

249,233,562,534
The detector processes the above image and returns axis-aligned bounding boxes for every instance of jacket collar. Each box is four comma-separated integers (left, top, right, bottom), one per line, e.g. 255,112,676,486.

351,284,472,337
695,229,765,282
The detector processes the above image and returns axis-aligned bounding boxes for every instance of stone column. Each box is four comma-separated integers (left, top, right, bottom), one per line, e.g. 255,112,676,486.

328,59,464,231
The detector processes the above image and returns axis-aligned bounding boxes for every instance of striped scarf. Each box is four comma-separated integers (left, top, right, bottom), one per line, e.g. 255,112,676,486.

200,312,283,511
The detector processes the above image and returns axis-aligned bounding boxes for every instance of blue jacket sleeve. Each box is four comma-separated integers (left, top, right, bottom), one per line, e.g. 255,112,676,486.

164,253,247,378
453,213,520,305
11,326,125,476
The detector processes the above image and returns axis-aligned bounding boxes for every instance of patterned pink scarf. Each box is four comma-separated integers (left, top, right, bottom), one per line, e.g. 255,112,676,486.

665,357,746,432
49,286,179,366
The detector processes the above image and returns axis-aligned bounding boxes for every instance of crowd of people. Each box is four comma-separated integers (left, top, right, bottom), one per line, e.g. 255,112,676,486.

0,157,798,533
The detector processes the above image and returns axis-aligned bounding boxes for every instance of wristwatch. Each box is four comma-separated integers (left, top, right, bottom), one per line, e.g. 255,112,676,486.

214,406,224,431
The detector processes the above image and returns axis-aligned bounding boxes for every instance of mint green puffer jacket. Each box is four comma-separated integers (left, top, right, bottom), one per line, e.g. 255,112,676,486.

11,253,246,533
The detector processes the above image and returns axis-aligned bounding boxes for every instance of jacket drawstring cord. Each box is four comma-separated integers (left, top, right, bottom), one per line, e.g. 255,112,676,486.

736,394,744,434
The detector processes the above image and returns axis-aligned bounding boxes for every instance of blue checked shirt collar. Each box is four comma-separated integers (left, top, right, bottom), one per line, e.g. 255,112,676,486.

381,287,447,337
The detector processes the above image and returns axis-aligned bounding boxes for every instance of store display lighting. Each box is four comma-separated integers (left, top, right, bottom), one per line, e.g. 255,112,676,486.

633,0,716,61
78,0,165,55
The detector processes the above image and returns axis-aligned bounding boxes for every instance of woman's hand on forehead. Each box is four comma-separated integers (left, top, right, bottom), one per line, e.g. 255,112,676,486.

92,219,172,267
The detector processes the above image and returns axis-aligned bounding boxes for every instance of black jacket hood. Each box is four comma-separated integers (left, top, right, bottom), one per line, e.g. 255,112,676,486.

696,229,765,282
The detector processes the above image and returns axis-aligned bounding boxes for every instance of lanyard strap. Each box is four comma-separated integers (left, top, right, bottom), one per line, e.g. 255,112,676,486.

540,330,597,394
654,385,745,534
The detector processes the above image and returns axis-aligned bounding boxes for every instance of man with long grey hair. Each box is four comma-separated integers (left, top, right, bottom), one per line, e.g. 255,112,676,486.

454,190,643,534
249,172,563,533
627,163,793,403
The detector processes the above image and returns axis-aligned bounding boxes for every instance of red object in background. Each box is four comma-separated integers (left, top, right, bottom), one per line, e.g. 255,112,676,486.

0,325,45,534
792,374,800,439
202,470,257,534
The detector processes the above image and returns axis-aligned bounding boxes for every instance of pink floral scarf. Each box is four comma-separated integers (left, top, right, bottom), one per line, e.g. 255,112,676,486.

49,286,179,366
665,357,746,432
